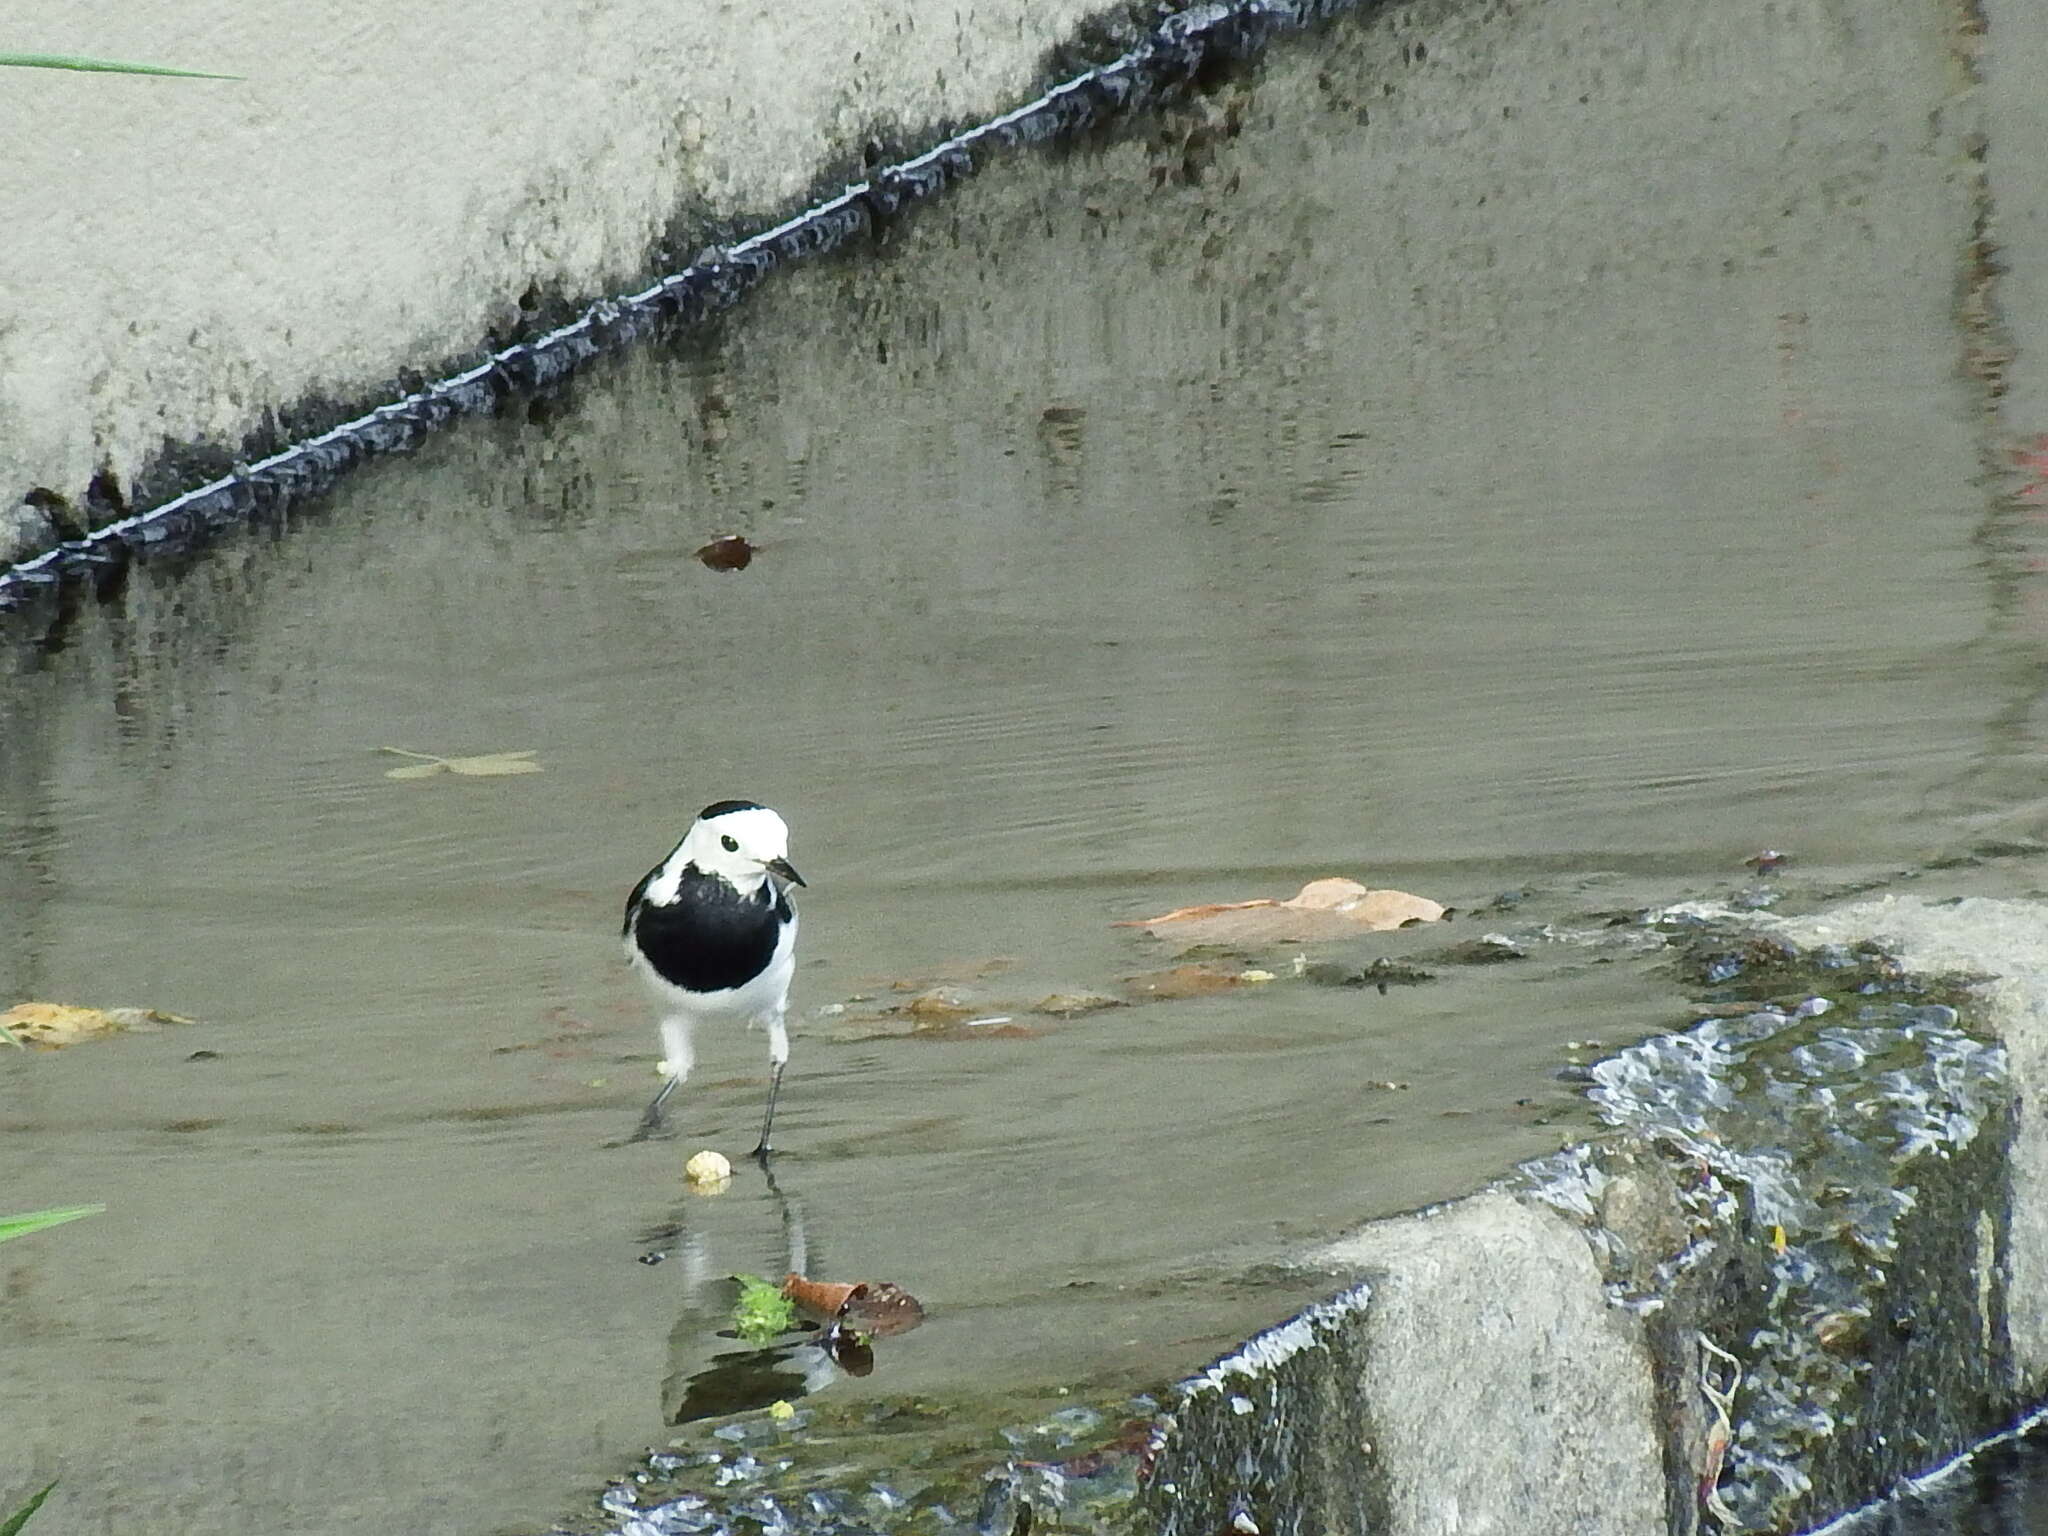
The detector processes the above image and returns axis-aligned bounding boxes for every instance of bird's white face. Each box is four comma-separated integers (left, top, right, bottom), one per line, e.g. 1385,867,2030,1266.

672,805,794,895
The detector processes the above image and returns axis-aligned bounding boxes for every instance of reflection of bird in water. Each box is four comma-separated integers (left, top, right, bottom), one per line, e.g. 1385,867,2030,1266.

653,1156,847,1424
622,800,804,1156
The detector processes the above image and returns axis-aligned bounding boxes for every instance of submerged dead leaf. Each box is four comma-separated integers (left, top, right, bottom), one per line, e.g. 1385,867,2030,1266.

910,1018,1047,1041
857,956,1021,992
695,533,757,570
379,747,542,780
825,969,1112,1041
902,989,978,1025
1116,877,1446,945
0,1003,194,1048
1033,991,1124,1018
1122,963,1247,1001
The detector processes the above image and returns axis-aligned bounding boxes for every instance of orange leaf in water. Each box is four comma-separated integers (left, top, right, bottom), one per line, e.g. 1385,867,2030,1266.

1116,877,1445,944
782,1273,861,1319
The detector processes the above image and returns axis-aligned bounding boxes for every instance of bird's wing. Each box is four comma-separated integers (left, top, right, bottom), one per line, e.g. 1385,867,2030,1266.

623,867,656,936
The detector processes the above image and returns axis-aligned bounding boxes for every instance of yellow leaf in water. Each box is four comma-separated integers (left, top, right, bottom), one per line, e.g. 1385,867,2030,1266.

0,1003,193,1048
444,751,543,777
378,747,541,780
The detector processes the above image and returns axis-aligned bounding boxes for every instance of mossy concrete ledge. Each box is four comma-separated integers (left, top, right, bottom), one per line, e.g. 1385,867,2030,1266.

1140,897,2038,1535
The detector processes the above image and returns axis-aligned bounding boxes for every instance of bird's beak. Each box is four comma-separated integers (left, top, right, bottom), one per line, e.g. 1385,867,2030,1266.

765,857,806,888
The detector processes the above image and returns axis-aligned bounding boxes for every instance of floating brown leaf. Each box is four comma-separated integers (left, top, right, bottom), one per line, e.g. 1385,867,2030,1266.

844,1280,925,1338
695,533,756,571
1116,877,1445,944
0,1003,193,1048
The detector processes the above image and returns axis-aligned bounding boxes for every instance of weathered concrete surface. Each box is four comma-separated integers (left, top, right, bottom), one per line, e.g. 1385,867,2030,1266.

1141,899,2040,1535
1981,0,2048,433
1317,1194,1664,1536
0,0,1105,558
14,0,2043,584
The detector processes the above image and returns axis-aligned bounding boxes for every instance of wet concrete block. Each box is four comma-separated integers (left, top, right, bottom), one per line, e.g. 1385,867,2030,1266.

1145,900,2033,1535
1782,897,2048,1396
1329,1192,1666,1536
1145,1193,1663,1536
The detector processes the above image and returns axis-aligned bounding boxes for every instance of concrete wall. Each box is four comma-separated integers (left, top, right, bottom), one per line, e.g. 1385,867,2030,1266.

0,0,1106,559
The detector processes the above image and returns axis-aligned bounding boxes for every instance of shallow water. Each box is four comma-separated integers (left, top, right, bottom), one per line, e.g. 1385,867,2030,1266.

5,0,2046,1530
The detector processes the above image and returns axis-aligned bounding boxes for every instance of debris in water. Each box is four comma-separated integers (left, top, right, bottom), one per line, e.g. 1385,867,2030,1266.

685,1149,733,1192
903,989,977,1025
1303,957,1435,990
731,1274,799,1344
695,533,757,570
0,1002,193,1048
1034,991,1124,1018
1123,963,1247,1001
782,1273,926,1338
1432,934,1528,964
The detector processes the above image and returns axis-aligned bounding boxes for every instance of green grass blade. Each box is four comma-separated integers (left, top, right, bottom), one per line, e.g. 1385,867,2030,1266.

0,1018,19,1048
0,1204,105,1244
1,1481,56,1536
0,52,239,78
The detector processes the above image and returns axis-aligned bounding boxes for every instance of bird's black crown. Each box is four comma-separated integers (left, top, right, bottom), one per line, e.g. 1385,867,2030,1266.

698,798,765,820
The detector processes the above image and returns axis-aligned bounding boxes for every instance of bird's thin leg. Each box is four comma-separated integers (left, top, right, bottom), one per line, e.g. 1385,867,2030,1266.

632,1015,695,1141
752,1011,791,1162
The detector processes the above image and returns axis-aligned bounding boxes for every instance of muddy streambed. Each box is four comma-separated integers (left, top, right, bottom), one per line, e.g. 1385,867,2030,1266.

4,5,2040,1531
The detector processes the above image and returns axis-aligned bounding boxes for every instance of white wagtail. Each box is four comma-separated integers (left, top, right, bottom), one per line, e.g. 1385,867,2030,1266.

623,800,805,1156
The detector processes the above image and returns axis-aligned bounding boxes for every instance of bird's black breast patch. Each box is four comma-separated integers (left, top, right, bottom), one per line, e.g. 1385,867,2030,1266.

630,867,791,994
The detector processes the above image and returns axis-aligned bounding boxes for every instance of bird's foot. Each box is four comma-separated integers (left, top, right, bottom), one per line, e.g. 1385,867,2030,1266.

613,1110,677,1147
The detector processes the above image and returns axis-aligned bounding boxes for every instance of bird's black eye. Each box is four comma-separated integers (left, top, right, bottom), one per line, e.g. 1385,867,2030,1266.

721,835,739,853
